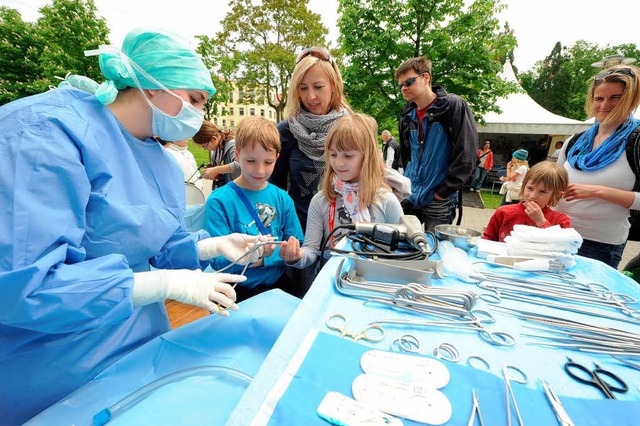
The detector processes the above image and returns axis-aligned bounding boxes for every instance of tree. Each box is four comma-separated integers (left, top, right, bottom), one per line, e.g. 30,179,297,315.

520,41,640,120
36,0,109,87
338,0,517,130
199,0,328,123
195,35,236,122
0,7,45,104
0,1,109,105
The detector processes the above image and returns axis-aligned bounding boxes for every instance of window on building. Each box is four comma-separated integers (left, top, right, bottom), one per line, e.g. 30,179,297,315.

238,91,243,102
239,107,245,116
250,108,255,116
260,109,265,117
231,120,235,127
222,119,226,127
230,107,234,115
229,92,233,103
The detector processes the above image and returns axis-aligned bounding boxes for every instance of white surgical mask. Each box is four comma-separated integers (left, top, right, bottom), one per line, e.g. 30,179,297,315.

147,90,204,141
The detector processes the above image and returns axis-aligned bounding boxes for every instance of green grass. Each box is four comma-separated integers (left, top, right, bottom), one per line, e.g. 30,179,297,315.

479,191,502,209
188,140,211,166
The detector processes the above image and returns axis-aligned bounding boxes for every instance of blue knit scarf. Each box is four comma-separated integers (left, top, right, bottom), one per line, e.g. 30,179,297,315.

567,115,640,171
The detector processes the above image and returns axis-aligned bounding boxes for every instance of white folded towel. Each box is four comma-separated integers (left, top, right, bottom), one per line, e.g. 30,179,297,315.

505,225,583,269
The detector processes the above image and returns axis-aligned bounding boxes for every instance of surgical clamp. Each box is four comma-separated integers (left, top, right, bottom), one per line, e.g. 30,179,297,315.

541,380,575,426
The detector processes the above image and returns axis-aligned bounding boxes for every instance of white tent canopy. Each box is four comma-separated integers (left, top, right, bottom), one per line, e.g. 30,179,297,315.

477,62,592,135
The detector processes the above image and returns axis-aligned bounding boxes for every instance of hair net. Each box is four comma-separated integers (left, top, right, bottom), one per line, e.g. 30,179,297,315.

92,27,215,104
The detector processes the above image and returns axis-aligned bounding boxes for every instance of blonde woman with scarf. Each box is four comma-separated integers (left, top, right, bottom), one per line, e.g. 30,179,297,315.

271,47,353,233
280,114,403,272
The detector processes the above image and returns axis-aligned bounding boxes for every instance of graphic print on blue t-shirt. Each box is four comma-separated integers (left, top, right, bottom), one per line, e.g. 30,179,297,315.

256,202,277,229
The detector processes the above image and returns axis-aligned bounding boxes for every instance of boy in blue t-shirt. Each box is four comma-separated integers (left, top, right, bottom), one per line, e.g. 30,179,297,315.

205,116,304,301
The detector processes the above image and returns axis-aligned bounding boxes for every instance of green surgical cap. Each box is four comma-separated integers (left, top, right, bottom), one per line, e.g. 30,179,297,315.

95,27,215,104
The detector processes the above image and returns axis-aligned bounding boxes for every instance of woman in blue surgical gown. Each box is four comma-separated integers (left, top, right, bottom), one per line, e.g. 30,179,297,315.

0,27,265,425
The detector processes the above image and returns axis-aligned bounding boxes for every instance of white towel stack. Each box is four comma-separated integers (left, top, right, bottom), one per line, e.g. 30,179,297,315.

504,225,583,269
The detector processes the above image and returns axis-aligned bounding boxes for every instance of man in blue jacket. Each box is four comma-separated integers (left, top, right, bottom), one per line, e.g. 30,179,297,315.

396,57,478,232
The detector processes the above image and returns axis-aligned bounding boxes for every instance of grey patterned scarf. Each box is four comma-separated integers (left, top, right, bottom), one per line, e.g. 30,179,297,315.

288,108,348,161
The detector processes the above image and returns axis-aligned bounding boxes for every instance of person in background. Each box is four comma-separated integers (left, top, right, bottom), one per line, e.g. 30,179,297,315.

205,117,304,301
271,47,352,233
395,56,477,232
548,140,564,162
527,137,550,167
555,64,640,268
470,140,494,192
280,114,403,271
192,121,239,189
483,161,571,242
499,149,529,205
0,27,264,425
160,138,204,192
381,129,402,171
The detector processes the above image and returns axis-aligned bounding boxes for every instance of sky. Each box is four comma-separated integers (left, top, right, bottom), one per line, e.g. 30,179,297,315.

5,0,639,72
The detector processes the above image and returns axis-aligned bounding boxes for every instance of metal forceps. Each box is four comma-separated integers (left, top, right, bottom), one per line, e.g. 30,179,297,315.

540,380,575,426
391,334,422,353
372,309,516,347
325,313,385,342
467,389,485,426
503,365,528,426
564,358,628,399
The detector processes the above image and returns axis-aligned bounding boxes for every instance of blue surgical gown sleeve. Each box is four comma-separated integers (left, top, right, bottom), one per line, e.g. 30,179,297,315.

0,116,134,334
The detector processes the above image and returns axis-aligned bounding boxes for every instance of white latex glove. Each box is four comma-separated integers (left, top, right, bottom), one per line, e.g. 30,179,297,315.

132,269,245,316
197,233,264,263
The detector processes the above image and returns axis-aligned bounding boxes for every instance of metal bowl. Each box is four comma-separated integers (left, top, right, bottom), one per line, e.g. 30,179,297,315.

434,225,482,251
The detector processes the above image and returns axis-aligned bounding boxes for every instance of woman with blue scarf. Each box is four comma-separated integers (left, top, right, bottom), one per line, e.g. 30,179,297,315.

555,64,640,268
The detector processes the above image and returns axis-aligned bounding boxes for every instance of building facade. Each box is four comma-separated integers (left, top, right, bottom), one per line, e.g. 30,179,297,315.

211,83,277,129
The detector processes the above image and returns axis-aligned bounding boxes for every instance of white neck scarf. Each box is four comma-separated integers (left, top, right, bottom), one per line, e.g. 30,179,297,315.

333,177,371,223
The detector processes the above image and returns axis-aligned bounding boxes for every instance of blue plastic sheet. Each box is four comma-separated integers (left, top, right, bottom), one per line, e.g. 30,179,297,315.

230,251,640,424
27,290,299,425
269,331,640,426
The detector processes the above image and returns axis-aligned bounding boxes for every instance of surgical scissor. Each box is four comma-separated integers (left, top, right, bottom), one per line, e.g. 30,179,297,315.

564,358,628,399
325,313,385,342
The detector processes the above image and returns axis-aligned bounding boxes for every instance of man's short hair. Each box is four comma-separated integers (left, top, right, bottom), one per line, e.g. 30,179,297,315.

395,57,432,81
235,116,280,153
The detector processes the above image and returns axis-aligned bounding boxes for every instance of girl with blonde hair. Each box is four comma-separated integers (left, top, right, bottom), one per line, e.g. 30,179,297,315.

484,161,571,242
280,113,403,270
499,149,529,205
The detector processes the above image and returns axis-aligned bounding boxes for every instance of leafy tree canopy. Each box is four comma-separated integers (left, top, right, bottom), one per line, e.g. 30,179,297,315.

198,0,329,123
338,0,518,131
0,0,109,105
0,7,44,104
519,41,640,120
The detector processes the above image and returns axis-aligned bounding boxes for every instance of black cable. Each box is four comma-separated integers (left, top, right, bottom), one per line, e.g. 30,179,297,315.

316,223,438,266
317,224,356,270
